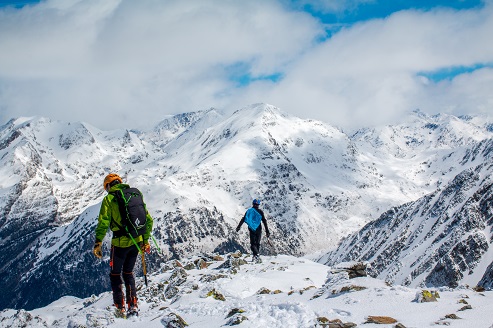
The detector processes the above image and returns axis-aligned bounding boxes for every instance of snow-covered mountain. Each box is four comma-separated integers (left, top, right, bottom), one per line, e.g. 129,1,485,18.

321,139,493,288
0,103,491,311
2,253,493,328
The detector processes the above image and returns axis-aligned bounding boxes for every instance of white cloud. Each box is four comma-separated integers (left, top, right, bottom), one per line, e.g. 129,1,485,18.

236,3,493,129
0,0,492,130
0,0,323,128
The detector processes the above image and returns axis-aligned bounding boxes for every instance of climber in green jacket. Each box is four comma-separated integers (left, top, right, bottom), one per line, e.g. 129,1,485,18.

93,173,153,318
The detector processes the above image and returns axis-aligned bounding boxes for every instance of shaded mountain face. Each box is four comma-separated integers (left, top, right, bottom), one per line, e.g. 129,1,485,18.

0,104,491,310
321,138,493,288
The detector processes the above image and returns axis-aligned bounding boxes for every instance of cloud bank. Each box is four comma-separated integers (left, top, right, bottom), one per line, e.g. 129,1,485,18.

0,0,492,130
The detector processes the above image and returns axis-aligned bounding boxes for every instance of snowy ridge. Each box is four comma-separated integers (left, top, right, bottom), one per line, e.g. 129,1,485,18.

1,253,493,328
0,103,492,310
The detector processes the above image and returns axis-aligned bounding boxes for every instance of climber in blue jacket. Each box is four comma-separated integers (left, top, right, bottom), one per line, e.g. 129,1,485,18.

236,199,270,263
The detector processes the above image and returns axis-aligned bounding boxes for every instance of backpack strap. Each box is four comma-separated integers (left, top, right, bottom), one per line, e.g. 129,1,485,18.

110,190,128,238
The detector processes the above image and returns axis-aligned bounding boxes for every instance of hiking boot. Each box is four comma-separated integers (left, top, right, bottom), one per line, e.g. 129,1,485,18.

127,298,139,317
127,305,138,317
114,305,126,319
253,255,262,264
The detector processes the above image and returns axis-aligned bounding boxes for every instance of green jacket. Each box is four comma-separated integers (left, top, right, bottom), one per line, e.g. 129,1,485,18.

95,183,154,248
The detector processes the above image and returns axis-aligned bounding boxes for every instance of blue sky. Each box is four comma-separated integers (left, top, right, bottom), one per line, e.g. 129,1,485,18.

303,0,484,22
0,0,492,129
302,0,490,83
0,0,39,8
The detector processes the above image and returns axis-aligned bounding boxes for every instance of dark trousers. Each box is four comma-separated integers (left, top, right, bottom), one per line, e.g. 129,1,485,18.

110,245,139,308
249,226,262,256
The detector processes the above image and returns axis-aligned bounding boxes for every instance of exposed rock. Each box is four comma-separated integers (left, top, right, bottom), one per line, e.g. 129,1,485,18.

144,281,168,303
160,312,188,328
288,285,316,296
213,255,224,261
256,287,271,295
199,273,228,283
206,288,226,301
165,268,188,299
216,255,248,274
0,309,48,328
473,285,485,292
433,321,451,326
414,290,440,302
184,263,195,270
331,262,368,279
225,314,248,326
194,258,209,270
338,285,367,293
394,324,407,328
458,305,472,311
444,314,461,320
317,317,357,328
365,316,398,324
226,308,245,318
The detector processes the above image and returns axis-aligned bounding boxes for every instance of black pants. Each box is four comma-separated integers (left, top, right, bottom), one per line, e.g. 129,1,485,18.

249,226,262,256
110,245,139,308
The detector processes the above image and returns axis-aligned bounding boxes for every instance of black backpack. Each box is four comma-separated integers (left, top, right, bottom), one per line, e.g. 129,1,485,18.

111,187,147,239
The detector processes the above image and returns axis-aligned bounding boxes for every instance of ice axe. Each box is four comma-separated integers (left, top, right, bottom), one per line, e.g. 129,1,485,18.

141,252,148,287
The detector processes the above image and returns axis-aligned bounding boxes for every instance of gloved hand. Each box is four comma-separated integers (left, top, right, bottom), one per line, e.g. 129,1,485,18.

141,243,151,254
93,241,103,259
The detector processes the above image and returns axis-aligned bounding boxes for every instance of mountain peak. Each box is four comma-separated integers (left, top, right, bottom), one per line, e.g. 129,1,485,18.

233,103,285,118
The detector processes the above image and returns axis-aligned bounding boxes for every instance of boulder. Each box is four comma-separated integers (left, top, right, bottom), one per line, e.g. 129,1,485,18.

316,317,357,328
164,268,188,299
194,258,209,270
206,288,226,301
256,287,271,295
444,314,461,320
331,262,368,279
225,314,248,326
226,308,245,318
160,313,188,328
414,290,439,302
458,305,472,311
365,316,398,324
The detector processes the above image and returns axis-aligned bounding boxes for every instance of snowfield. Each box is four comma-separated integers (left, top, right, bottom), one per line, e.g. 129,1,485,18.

2,253,493,328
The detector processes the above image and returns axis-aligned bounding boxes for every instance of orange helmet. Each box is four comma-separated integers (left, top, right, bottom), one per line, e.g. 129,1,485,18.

103,173,122,191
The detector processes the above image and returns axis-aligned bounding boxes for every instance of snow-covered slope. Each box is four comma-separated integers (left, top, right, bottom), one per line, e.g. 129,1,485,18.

1,253,493,328
0,103,492,311
321,139,493,288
